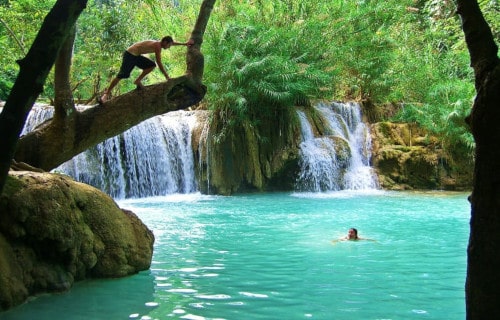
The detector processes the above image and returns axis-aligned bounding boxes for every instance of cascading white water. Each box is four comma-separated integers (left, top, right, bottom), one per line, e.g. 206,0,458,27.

21,104,55,135
198,116,212,194
22,101,377,197
22,105,199,199
56,111,199,198
296,102,378,192
296,111,342,191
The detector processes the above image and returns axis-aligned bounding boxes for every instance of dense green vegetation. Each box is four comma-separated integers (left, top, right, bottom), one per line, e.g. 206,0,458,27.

1,0,499,157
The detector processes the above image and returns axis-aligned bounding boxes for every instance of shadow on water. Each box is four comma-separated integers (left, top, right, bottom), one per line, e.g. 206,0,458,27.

0,271,156,320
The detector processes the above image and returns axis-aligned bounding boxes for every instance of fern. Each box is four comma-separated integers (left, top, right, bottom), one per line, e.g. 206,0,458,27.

204,22,332,140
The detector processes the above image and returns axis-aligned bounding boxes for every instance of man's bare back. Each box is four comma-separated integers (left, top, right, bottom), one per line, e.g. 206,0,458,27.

127,40,160,56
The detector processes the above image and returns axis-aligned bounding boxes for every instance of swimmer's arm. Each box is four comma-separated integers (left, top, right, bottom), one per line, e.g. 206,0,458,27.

331,237,347,244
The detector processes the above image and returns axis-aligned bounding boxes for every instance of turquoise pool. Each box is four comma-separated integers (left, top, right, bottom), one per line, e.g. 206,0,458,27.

0,191,469,319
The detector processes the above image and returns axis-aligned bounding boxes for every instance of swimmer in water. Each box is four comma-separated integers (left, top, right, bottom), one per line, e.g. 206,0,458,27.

332,228,375,243
345,228,360,240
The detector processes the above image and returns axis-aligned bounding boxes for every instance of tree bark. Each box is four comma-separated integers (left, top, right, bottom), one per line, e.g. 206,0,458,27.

15,77,206,170
54,24,77,122
456,1,500,318
187,0,216,81
0,0,88,195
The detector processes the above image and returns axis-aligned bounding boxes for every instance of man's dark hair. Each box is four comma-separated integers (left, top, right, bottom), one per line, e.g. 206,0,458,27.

161,36,174,44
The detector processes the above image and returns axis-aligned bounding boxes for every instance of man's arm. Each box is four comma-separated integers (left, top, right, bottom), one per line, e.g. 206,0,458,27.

172,38,195,46
154,44,170,80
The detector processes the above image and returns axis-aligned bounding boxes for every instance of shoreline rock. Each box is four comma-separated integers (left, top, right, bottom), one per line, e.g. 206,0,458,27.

0,171,154,311
370,122,473,191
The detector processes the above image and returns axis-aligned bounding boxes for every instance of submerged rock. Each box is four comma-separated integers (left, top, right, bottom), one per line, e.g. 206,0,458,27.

0,171,154,311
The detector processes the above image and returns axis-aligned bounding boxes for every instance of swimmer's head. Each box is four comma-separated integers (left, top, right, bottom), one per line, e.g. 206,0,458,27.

347,228,358,240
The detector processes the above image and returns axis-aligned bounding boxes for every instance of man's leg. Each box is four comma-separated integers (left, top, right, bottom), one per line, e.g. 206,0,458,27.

100,77,121,103
134,56,157,89
100,51,135,103
134,66,155,89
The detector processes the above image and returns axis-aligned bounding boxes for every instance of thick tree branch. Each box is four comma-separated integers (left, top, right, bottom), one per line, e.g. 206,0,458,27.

187,0,216,81
0,0,88,195
15,77,205,170
14,0,217,171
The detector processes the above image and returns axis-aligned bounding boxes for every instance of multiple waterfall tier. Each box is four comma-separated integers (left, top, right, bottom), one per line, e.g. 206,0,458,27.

23,102,378,198
296,102,378,192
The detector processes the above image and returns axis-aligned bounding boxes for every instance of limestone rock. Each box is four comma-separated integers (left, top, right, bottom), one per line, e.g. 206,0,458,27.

0,171,154,311
370,122,472,190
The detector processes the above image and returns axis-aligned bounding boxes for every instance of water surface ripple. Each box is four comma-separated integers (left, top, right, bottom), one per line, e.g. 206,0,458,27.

0,191,469,320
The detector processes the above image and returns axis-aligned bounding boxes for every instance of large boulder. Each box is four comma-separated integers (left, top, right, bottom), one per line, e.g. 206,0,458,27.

0,171,154,310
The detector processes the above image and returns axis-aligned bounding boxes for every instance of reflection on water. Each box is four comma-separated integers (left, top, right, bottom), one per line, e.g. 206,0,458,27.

0,191,469,320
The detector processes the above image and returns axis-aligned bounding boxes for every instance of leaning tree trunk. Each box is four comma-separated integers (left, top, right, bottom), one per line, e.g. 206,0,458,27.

53,24,77,122
457,0,500,318
0,0,88,195
13,0,216,172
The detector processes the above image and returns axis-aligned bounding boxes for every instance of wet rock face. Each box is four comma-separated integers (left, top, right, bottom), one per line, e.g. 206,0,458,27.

370,122,473,190
0,171,154,311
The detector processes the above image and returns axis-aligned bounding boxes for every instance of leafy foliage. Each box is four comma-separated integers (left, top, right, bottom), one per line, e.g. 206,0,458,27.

1,0,499,158
388,0,480,156
0,0,55,100
204,23,330,140
0,0,195,101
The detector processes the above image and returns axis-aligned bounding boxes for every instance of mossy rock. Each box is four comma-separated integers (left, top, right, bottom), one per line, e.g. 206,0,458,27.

0,171,154,311
371,122,471,190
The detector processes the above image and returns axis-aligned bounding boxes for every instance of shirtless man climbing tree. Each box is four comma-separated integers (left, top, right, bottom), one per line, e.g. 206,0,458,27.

99,36,193,103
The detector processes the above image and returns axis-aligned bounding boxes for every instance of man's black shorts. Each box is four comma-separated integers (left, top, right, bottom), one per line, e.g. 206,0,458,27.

117,51,156,79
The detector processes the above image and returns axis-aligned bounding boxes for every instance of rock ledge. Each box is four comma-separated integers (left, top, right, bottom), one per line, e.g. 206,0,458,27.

0,171,154,311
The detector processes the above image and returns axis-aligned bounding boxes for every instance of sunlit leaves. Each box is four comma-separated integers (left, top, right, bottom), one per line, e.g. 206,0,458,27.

1,0,496,159
0,0,56,100
204,21,330,139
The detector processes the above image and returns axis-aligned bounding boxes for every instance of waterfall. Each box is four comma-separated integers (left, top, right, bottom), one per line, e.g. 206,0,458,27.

296,111,342,191
21,101,377,197
22,105,200,199
21,104,54,135
57,111,199,198
296,102,378,192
